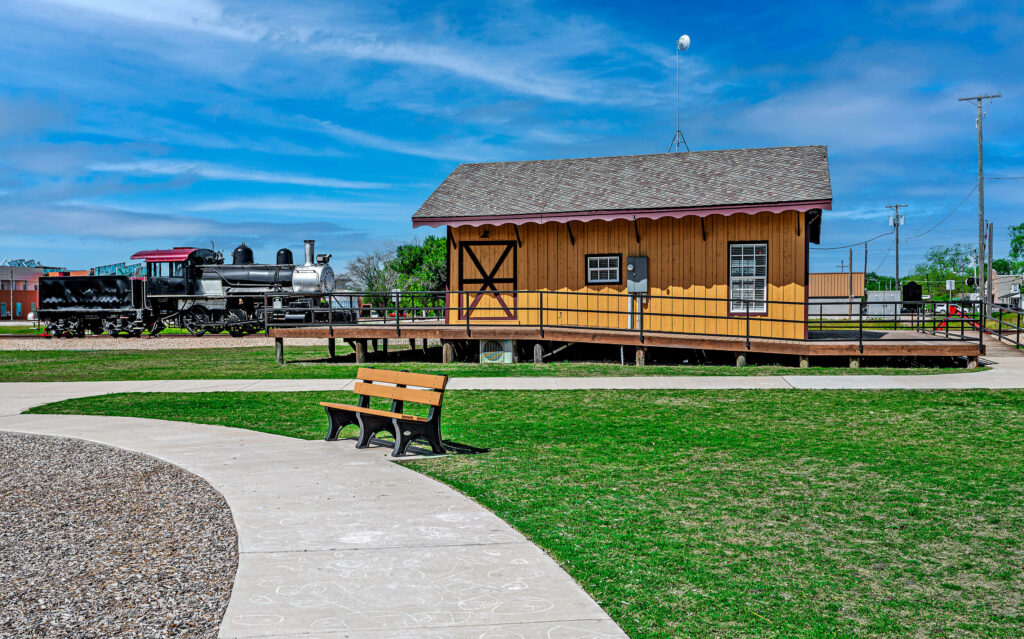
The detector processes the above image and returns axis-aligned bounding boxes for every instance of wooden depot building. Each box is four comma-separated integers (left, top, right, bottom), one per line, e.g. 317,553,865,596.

272,144,983,364
412,145,832,340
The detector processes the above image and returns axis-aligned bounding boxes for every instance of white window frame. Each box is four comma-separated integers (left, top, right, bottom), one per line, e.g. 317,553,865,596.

729,243,768,313
586,254,621,285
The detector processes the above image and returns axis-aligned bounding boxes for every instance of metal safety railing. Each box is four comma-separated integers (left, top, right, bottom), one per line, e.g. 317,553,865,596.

260,290,990,353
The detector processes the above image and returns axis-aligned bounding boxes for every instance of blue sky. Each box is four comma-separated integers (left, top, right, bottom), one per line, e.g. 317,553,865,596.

0,0,1021,276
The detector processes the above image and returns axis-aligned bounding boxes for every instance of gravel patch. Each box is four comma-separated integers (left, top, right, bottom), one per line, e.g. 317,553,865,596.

0,432,237,638
0,336,329,351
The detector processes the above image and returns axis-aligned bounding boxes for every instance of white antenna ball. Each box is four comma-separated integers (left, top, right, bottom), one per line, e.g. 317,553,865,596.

677,34,690,51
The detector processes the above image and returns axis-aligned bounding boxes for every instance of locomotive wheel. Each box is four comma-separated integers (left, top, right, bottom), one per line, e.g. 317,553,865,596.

228,326,246,338
66,319,84,338
183,307,208,337
148,322,165,336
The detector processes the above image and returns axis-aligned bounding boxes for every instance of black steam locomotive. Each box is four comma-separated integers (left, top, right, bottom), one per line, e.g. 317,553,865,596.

39,240,345,337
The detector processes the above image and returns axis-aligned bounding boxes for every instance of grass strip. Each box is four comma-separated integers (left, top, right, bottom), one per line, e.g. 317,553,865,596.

28,389,1024,638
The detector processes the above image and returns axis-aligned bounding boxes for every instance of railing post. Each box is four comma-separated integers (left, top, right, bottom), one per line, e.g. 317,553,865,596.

539,290,544,338
465,293,471,337
978,301,984,353
745,300,751,350
858,299,864,353
263,293,268,335
395,293,401,337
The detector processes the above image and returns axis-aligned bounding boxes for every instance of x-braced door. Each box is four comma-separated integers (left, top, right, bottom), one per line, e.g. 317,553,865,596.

458,240,517,320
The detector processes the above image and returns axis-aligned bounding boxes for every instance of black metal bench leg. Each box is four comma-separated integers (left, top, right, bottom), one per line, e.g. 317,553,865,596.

324,408,356,441
392,423,414,457
423,421,446,455
356,414,394,449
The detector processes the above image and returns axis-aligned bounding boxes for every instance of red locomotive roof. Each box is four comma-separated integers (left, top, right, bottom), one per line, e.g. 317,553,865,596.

130,248,199,263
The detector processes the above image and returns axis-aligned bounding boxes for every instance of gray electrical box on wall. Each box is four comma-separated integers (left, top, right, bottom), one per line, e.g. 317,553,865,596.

626,256,648,293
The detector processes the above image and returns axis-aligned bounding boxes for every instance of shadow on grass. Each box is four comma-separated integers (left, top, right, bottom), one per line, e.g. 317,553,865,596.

334,434,490,457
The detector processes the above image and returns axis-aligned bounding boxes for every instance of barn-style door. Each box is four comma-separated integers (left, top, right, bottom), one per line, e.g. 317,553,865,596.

457,240,517,320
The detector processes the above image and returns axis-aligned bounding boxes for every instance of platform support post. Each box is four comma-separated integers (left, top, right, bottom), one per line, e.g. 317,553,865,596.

849,356,861,369
735,352,746,367
371,339,378,352
533,343,544,364
382,339,388,355
442,341,455,364
799,355,810,369
275,337,284,365
966,355,979,369
409,338,416,352
327,338,336,359
354,339,367,364
422,339,429,355
636,346,646,367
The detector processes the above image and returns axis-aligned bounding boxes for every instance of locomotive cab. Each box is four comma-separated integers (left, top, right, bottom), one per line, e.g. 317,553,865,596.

146,260,188,296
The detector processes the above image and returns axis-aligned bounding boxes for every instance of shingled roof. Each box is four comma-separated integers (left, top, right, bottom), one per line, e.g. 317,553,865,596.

412,145,831,227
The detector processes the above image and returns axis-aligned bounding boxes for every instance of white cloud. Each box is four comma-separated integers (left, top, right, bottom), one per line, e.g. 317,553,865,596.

41,0,264,41
89,160,390,189
33,0,671,106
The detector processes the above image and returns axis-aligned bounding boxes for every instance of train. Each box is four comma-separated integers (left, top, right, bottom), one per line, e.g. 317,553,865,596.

38,240,350,337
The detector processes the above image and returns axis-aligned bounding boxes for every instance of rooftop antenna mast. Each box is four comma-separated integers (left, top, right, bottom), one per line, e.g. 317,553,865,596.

669,34,691,152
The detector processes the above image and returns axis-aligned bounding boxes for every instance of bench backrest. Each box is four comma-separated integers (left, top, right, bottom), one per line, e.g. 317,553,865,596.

354,367,448,408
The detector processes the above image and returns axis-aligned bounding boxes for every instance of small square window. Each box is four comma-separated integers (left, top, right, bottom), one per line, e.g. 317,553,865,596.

586,255,621,284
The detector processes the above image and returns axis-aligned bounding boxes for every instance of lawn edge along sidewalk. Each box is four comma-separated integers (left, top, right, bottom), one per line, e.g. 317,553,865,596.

0,384,627,639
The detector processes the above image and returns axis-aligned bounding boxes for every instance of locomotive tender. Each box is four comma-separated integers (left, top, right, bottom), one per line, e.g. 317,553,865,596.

39,240,341,337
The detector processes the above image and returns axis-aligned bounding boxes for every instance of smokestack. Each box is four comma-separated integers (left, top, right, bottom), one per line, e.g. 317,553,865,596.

303,240,315,266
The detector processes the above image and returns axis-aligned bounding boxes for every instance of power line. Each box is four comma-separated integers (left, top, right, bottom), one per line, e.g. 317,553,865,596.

873,235,897,272
986,176,1024,180
810,228,894,250
900,185,977,244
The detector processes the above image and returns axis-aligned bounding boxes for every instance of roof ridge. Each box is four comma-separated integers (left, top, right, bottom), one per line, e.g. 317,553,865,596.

452,145,827,168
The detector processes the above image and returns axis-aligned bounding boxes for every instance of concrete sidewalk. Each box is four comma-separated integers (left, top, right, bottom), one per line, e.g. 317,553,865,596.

0,410,628,638
2,346,1023,416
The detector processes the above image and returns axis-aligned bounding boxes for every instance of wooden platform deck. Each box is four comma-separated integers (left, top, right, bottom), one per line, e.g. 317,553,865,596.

269,323,984,358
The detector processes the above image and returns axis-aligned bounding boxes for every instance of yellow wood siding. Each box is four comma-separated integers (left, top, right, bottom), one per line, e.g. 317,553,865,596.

448,211,808,339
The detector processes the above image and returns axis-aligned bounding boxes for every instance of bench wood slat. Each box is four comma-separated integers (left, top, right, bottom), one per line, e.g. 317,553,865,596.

318,402,428,423
357,367,447,390
352,381,443,406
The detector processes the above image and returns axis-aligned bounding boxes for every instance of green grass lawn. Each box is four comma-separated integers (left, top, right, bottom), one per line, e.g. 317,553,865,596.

29,389,1024,638
0,346,979,382
0,324,48,335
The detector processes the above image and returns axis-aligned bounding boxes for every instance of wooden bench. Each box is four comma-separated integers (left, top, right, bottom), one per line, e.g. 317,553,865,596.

320,367,449,456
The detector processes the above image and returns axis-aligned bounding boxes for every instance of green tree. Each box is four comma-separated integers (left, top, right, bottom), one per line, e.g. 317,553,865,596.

909,243,974,298
865,272,898,291
1010,223,1024,259
992,258,1016,275
392,235,447,291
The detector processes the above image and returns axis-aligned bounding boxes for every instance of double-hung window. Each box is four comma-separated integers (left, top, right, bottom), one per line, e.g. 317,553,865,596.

729,243,767,313
586,255,621,285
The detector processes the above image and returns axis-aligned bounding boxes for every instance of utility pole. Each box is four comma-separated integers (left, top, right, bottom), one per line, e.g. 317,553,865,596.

848,247,854,319
987,221,994,304
959,93,1000,302
887,204,907,289
863,243,868,290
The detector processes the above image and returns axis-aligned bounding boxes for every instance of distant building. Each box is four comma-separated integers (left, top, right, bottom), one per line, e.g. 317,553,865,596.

93,261,144,277
994,273,1022,308
0,266,46,319
808,271,865,318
